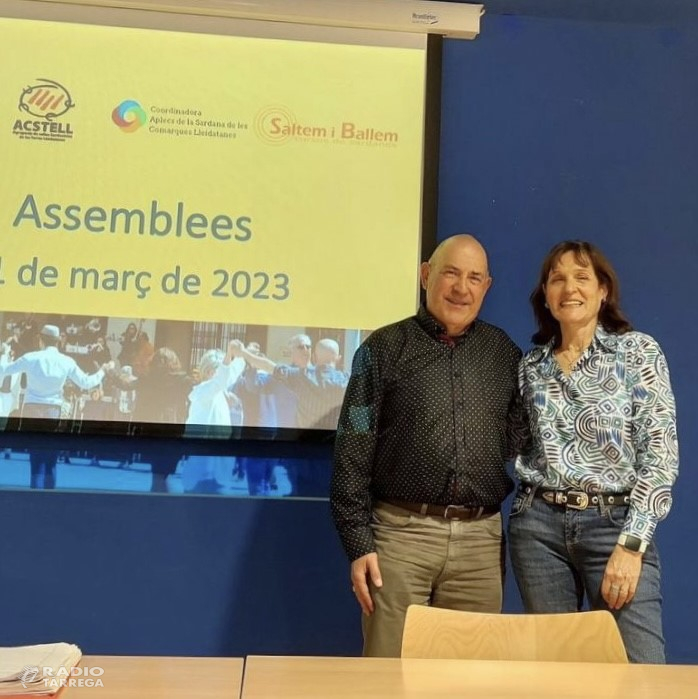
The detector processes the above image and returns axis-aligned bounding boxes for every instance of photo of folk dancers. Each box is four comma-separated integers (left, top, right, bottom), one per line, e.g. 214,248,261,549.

0,310,361,497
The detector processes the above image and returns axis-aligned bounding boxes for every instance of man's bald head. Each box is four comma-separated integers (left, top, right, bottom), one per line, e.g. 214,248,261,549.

420,234,492,336
428,234,490,275
315,338,341,367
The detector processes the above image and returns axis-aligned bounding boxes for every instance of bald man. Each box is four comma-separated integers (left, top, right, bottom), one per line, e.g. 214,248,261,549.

331,234,529,656
231,334,348,430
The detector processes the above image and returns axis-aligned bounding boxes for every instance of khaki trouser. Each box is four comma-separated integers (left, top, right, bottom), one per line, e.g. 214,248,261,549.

362,500,504,657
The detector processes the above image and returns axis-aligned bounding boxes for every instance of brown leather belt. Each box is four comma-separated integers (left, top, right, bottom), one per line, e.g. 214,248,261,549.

383,498,499,521
535,489,631,511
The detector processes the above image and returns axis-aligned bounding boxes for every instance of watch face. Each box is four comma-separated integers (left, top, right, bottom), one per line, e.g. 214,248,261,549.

622,535,644,552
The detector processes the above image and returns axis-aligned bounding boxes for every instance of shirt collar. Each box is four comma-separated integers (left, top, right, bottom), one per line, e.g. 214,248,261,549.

592,325,619,352
527,324,618,376
415,305,479,343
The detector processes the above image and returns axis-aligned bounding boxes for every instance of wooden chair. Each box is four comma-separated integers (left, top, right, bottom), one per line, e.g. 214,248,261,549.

401,606,628,663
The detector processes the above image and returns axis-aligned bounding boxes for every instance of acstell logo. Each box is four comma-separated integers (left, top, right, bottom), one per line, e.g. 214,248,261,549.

19,79,74,120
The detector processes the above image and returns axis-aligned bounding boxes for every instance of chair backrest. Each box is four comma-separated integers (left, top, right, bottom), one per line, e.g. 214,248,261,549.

400,606,628,663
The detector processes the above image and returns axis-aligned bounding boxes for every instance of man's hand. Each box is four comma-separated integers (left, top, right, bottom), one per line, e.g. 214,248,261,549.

350,553,382,615
229,339,245,358
224,340,241,364
601,545,643,610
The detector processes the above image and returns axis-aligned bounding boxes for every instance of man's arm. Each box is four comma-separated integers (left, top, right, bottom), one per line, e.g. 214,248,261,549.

506,382,532,460
66,359,112,391
0,343,25,374
231,340,276,374
499,344,529,461
330,342,384,612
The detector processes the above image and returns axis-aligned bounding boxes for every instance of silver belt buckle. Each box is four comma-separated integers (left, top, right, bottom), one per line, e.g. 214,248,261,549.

443,504,483,519
564,490,589,510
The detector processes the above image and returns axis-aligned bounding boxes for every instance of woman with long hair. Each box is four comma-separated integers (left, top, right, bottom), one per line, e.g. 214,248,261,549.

509,240,678,663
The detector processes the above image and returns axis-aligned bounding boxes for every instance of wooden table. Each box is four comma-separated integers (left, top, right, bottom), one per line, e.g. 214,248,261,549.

63,655,244,698
241,655,698,698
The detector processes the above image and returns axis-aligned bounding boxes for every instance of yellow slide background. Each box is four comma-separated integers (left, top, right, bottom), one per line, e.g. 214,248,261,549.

0,16,426,329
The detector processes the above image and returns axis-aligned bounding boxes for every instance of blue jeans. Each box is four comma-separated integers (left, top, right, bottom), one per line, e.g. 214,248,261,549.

508,486,665,663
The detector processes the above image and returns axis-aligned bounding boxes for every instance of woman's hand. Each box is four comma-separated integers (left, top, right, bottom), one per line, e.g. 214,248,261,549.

602,545,643,609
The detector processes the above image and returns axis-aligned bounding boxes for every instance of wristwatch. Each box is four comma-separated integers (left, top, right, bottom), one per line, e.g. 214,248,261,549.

617,534,648,554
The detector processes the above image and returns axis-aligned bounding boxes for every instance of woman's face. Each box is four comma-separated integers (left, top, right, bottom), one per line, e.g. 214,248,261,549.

544,251,607,332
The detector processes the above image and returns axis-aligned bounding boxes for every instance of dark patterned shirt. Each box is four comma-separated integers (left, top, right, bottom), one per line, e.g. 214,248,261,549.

330,306,527,561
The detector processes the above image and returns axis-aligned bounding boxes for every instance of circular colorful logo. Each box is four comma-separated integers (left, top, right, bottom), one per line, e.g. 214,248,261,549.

254,105,297,145
112,100,146,132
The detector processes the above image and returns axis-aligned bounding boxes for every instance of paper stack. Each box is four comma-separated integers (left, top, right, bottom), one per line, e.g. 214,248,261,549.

0,643,82,696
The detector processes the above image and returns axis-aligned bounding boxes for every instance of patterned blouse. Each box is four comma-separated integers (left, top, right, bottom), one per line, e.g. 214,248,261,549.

515,325,679,544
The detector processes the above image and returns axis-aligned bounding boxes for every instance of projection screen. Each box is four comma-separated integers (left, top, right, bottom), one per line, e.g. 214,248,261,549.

0,0,432,439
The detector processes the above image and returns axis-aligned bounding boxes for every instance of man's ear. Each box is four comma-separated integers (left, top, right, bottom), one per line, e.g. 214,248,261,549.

419,262,430,290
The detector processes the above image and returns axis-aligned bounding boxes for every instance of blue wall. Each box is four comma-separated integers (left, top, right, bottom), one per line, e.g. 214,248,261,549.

0,488,356,656
438,12,698,663
1,7,696,663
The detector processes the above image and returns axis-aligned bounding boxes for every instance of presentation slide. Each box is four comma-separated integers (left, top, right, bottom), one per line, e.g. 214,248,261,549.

0,2,428,435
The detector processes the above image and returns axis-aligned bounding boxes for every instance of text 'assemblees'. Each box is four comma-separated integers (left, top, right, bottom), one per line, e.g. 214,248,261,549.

12,194,253,242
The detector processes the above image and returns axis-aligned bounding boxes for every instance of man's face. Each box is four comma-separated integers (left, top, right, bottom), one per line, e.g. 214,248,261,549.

290,336,312,367
315,343,339,367
420,239,492,336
